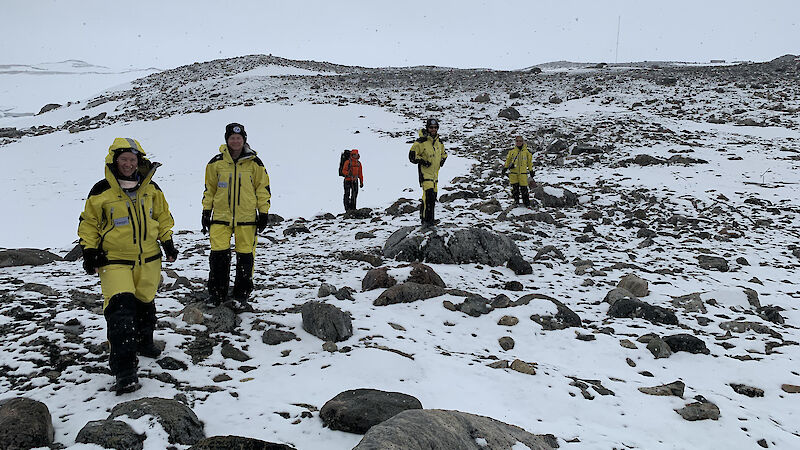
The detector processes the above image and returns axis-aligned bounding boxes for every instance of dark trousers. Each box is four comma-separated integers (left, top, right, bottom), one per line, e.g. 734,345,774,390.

343,179,359,211
421,188,437,225
511,184,530,206
105,293,139,376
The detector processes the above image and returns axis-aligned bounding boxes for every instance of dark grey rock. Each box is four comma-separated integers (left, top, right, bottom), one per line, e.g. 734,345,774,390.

186,335,217,363
385,198,417,216
63,243,83,261
383,227,521,266
188,435,296,449
76,419,144,450
262,328,297,345
362,267,397,291
320,389,423,434
472,93,490,103
507,255,532,275
355,231,376,239
646,337,673,359
730,383,765,398
157,357,188,371
457,296,492,317
374,282,445,306
697,255,729,272
406,262,446,287
0,248,62,268
283,223,311,236
0,127,23,138
0,397,54,449
532,185,578,207
301,301,353,342
526,294,582,330
604,287,637,306
343,208,373,219
663,334,710,355
491,294,512,308
534,245,565,261
632,154,665,166
743,288,761,308
352,409,555,450
617,273,649,297
758,306,785,324
334,286,355,301
498,336,515,350
498,107,521,120
504,281,523,291
675,401,720,421
318,283,337,297
221,344,251,361
670,293,707,313
608,298,678,325
108,397,205,445
38,103,61,114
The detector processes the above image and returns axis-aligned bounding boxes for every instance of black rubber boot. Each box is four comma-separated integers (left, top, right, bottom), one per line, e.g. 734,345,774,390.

207,249,231,307
113,368,140,395
511,184,520,205
105,293,139,393
520,185,530,207
135,300,161,358
232,252,255,312
422,188,437,226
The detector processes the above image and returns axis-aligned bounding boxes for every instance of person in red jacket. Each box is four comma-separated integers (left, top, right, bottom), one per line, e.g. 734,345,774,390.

341,149,364,211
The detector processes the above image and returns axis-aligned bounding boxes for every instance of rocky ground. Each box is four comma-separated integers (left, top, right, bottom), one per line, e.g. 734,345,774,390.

1,54,799,449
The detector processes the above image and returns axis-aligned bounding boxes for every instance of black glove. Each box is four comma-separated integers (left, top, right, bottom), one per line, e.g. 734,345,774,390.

440,158,446,167
257,212,269,232
421,160,431,168
82,248,100,275
201,210,211,234
529,170,535,177
161,239,178,261
501,168,508,176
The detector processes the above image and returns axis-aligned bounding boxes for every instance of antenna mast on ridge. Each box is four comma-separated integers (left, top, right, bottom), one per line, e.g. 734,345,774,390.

615,16,621,64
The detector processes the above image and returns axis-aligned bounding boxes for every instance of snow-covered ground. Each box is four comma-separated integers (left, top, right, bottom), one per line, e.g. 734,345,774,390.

1,55,799,449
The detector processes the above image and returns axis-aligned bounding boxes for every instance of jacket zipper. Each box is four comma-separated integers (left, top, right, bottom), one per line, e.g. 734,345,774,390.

237,172,242,205
141,200,148,242
126,203,137,245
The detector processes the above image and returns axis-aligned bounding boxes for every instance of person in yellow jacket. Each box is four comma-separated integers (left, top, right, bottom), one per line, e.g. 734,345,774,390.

78,137,177,394
408,118,447,226
202,123,271,311
502,136,534,207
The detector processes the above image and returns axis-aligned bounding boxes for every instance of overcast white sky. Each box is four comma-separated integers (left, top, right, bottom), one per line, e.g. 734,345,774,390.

4,0,799,70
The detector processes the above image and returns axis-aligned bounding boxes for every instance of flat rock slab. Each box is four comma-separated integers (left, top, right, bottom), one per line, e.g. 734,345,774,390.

262,328,297,345
0,397,55,450
675,401,720,421
353,409,556,450
76,419,145,450
638,381,685,397
188,435,296,449
374,282,445,306
109,397,205,445
383,226,521,266
608,297,678,325
320,389,423,434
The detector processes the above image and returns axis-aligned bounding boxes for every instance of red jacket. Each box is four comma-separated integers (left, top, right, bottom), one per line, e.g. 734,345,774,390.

342,158,363,183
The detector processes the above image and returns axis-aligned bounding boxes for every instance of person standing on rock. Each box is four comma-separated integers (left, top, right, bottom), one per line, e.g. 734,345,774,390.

78,137,178,395
502,136,533,207
409,118,447,226
201,123,271,311
341,149,364,211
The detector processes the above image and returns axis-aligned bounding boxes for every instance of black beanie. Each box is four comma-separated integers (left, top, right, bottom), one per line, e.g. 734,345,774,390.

225,123,247,143
425,118,440,128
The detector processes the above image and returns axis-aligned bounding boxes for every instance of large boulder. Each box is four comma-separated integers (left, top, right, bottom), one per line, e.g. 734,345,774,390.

188,436,296,449
108,397,205,446
320,389,423,434
406,262,446,287
532,186,578,207
374,282,445,306
0,249,62,268
353,409,556,450
383,227,521,266
498,107,521,120
697,255,729,272
301,301,353,342
525,294,582,330
608,298,678,325
76,419,145,450
616,274,649,297
362,267,397,291
0,397,55,449
663,334,710,354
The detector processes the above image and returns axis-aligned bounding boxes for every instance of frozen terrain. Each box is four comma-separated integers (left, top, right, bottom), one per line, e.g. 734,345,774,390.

0,54,799,449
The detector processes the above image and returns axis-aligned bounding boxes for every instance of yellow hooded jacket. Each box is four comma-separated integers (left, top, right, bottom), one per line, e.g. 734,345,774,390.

202,144,270,226
409,129,448,191
78,138,175,265
504,144,533,186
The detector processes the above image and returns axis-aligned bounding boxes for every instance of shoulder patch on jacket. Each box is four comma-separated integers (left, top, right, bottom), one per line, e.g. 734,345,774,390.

208,154,224,164
253,156,265,167
151,181,163,192
89,179,111,197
